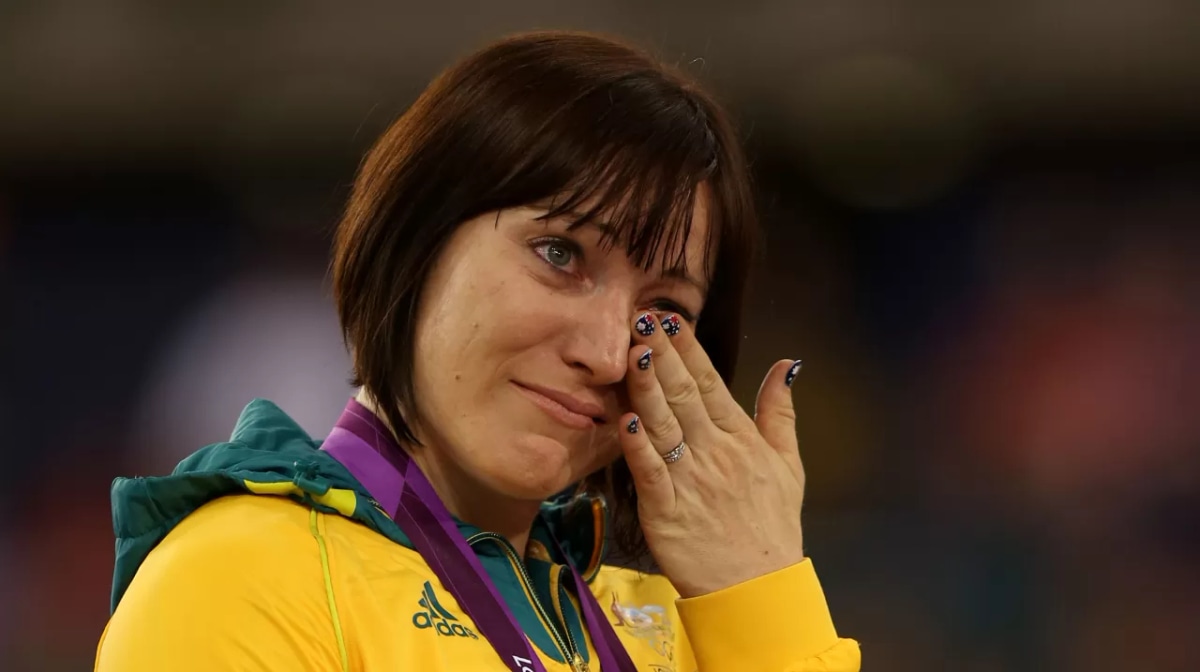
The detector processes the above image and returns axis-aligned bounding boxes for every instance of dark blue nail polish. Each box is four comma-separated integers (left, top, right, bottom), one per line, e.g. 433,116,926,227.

637,349,653,370
635,313,656,336
660,314,681,336
785,360,803,387
626,416,640,433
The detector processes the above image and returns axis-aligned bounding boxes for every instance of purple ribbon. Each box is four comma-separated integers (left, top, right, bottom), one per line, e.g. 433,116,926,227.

322,399,638,672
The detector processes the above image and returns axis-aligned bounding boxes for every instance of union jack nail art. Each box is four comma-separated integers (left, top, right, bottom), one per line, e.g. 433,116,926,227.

637,349,653,370
626,416,640,433
660,314,681,336
785,360,803,387
635,313,656,336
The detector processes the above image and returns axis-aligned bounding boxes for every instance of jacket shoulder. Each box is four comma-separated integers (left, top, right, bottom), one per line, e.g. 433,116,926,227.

149,492,322,567
116,494,331,616
98,495,345,671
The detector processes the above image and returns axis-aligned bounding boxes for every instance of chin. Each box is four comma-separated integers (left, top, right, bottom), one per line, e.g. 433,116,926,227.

484,432,581,501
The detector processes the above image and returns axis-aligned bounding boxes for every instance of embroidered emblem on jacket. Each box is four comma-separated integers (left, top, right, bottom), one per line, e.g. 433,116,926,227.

610,591,675,669
412,581,479,639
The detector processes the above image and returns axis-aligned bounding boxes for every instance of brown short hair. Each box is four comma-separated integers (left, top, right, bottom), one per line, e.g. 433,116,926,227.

332,30,759,561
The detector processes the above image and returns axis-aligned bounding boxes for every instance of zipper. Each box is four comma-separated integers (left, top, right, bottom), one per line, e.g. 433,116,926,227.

550,565,590,672
467,531,589,672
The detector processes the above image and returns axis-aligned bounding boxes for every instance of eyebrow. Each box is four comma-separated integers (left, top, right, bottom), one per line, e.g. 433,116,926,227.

533,204,710,294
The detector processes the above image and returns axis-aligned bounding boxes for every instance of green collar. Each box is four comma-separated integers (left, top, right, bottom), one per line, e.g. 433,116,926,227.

109,398,609,664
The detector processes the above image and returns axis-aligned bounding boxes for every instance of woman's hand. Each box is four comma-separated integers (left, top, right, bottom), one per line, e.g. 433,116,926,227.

620,312,806,599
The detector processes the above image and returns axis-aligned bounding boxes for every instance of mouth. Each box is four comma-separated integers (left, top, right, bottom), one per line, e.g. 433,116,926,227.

511,382,606,430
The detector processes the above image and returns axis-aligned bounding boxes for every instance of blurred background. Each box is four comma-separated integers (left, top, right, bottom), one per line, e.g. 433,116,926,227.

2,1,1198,670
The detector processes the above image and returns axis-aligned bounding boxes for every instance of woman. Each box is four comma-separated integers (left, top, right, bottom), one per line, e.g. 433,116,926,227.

96,31,860,671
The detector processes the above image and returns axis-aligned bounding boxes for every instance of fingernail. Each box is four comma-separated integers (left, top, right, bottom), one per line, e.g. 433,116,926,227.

635,313,656,336
660,314,681,336
626,416,640,433
784,360,803,388
637,348,653,370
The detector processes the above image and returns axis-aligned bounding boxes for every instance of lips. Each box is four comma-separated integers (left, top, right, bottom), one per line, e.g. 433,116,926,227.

512,382,606,430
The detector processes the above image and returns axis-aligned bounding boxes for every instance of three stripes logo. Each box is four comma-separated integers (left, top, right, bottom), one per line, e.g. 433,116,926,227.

412,581,479,639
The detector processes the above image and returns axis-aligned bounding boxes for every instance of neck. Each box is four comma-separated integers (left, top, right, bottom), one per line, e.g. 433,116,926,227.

354,390,541,556
414,452,543,556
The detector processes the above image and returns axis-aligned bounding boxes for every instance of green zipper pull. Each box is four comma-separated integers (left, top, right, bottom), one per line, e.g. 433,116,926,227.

570,652,589,672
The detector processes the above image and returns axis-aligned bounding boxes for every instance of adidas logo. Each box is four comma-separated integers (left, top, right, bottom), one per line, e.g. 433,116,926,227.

412,581,479,639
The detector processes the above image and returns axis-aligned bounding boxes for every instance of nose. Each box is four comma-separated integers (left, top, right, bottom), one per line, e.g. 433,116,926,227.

562,291,633,386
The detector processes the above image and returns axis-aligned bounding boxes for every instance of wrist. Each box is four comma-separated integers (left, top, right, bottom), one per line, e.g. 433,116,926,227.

676,550,805,598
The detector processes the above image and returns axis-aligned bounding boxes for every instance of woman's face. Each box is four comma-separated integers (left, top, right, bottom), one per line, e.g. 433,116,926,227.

410,198,711,502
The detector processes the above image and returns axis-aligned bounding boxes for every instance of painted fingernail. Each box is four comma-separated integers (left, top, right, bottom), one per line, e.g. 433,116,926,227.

635,313,656,336
626,416,640,433
637,349,653,370
660,314,681,336
784,359,803,388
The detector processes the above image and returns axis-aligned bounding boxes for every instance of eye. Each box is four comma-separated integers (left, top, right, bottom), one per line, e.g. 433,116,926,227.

649,300,697,323
531,237,581,273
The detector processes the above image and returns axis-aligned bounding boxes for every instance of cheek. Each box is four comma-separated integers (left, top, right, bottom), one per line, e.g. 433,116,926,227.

586,425,625,468
418,265,502,352
614,385,632,414
411,277,488,416
414,270,563,395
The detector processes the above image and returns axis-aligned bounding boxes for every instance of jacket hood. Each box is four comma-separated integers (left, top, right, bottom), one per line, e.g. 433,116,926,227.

109,398,604,613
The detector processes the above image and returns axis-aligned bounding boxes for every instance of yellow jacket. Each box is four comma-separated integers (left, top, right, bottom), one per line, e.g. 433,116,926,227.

96,399,860,671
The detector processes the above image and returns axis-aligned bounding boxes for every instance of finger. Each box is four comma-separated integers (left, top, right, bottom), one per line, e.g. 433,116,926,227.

631,312,713,434
754,359,802,461
656,314,750,432
618,412,676,513
625,345,691,462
